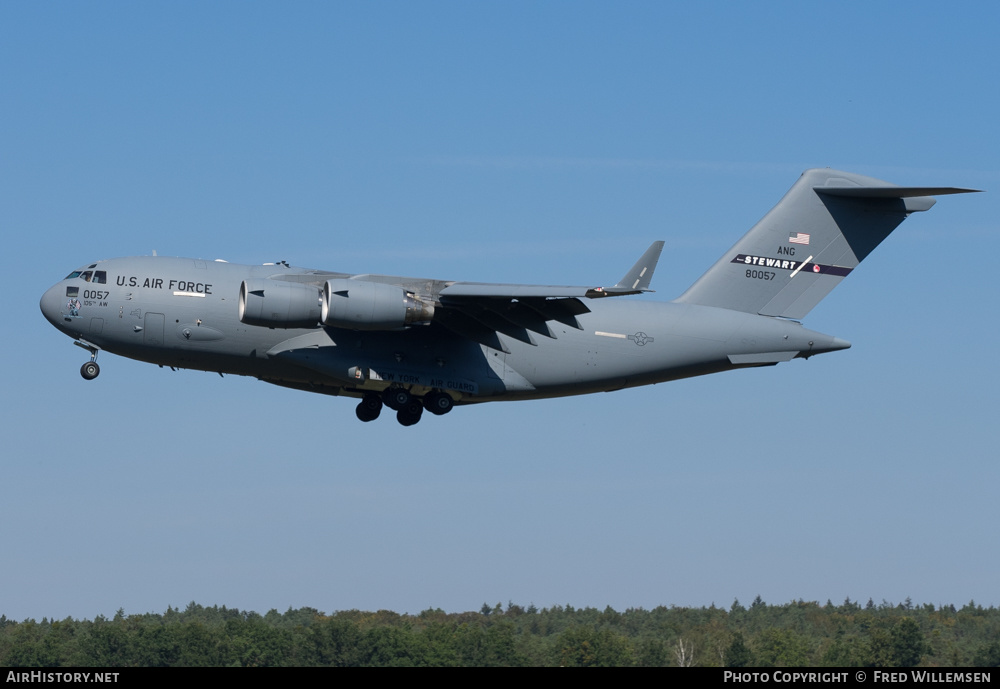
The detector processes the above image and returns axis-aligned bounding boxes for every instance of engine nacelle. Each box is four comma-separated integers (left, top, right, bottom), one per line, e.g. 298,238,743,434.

239,278,322,328
322,279,434,330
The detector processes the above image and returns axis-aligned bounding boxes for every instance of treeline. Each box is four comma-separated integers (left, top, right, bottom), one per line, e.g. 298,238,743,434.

1,598,999,667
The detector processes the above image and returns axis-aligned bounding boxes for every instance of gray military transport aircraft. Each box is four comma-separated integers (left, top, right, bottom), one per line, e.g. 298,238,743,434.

40,169,976,426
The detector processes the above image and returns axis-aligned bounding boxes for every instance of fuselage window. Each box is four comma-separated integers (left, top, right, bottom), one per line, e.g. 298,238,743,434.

66,286,79,297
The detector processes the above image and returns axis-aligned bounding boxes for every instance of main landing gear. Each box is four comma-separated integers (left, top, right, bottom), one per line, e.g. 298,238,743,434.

355,393,382,423
74,340,101,380
354,388,454,426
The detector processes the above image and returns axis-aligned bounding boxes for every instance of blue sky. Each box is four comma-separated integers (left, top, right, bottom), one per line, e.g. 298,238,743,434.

3,2,998,621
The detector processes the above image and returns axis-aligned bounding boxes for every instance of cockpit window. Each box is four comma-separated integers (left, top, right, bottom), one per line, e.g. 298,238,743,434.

65,271,82,279
93,271,107,284
81,271,93,282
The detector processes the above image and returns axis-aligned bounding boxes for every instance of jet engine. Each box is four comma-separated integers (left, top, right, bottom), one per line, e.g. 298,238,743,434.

322,279,434,330
238,278,322,328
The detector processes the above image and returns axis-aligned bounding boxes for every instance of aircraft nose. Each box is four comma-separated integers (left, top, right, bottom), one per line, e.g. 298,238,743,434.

40,283,65,328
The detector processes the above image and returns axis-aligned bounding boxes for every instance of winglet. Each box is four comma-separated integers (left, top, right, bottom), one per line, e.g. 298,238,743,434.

617,240,664,292
586,241,664,297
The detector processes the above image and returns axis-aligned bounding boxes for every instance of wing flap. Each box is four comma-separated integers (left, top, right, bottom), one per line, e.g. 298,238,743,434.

433,242,660,349
439,241,664,300
440,283,589,299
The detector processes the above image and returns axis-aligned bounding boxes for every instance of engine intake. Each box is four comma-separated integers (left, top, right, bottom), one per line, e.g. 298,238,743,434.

239,279,322,328
322,279,434,330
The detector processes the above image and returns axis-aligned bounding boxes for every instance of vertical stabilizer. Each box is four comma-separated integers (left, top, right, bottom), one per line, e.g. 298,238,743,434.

674,169,977,319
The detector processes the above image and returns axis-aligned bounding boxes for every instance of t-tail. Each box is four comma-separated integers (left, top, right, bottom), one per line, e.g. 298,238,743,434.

675,168,978,319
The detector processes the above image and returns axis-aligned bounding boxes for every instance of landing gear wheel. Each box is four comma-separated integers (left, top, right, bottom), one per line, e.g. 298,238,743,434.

80,361,100,380
382,387,412,411
356,393,383,422
396,400,423,426
423,391,454,415
356,402,381,422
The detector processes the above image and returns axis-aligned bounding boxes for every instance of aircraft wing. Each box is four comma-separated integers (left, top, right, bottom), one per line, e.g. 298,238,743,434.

263,242,664,352
439,240,664,300
440,283,633,299
432,241,664,351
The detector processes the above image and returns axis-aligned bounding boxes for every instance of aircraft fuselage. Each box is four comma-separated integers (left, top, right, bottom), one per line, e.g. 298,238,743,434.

42,170,970,425
40,255,847,409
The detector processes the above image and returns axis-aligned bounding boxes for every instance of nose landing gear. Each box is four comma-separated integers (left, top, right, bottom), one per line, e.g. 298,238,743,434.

74,340,101,380
81,361,100,380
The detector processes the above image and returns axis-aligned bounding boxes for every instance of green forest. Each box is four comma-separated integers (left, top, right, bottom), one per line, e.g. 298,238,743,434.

2,598,998,667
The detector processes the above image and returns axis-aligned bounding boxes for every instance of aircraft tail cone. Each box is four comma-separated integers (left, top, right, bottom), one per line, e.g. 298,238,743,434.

813,336,852,355
831,336,852,351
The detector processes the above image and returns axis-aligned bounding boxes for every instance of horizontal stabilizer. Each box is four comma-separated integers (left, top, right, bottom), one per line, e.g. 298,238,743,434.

816,186,979,198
